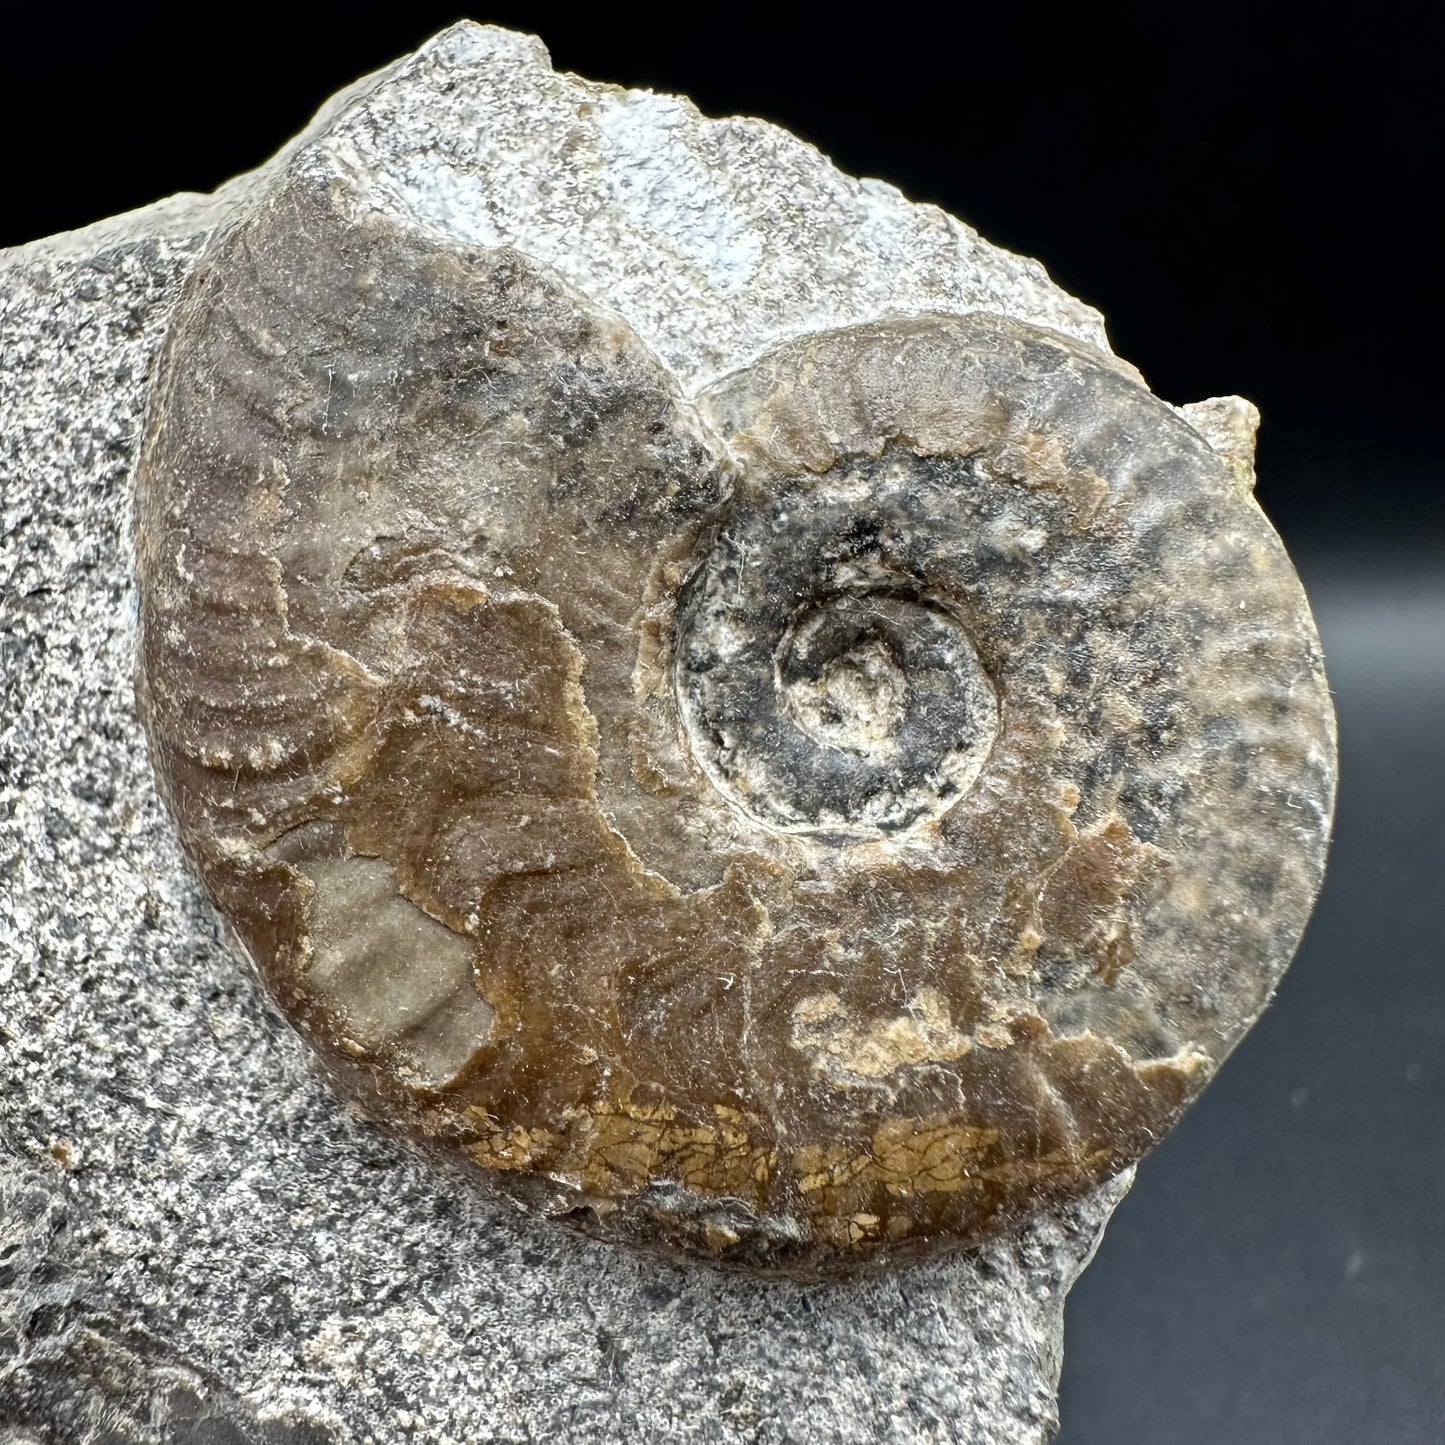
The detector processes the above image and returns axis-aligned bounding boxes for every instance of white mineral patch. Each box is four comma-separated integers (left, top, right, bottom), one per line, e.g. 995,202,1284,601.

311,25,1112,393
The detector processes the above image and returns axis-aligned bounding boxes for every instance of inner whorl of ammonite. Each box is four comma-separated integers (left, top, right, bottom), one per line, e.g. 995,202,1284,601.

675,458,1000,836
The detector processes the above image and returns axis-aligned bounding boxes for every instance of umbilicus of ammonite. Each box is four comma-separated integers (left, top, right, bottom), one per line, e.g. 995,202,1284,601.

133,68,1336,1280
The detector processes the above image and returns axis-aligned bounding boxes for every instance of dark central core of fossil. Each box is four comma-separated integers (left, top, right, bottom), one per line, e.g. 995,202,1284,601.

778,590,997,805
780,604,911,760
675,466,1001,837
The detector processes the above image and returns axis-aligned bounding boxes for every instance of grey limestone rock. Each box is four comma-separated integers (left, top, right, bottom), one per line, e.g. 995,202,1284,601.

0,21,1331,1441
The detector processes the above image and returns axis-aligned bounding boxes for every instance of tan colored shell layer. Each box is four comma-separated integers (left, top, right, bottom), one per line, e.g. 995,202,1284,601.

134,171,1335,1277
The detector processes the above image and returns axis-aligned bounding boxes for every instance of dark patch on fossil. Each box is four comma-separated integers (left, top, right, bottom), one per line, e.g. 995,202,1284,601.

675,456,1002,837
132,167,1336,1279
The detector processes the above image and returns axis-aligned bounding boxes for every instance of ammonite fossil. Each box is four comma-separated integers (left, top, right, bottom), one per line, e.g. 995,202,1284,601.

133,42,1336,1278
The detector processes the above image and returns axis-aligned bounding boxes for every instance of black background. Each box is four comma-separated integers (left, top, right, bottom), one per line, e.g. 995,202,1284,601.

4,6,1441,1441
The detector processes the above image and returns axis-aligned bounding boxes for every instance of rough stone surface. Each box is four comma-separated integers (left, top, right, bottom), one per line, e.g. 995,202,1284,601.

2,21,1331,1440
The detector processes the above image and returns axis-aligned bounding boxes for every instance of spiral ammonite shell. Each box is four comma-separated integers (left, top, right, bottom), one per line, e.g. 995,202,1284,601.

134,141,1335,1276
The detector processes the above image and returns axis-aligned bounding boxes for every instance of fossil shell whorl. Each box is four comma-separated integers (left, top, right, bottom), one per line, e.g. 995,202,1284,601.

134,163,1335,1277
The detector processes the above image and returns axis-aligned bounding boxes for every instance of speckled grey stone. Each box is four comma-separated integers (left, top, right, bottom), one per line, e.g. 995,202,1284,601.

0,24,1170,1442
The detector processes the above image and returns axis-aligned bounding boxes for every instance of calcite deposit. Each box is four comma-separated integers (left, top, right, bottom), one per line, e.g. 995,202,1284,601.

127,30,1336,1281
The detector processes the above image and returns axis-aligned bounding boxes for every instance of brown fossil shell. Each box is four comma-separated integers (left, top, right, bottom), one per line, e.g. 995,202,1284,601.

134,166,1336,1278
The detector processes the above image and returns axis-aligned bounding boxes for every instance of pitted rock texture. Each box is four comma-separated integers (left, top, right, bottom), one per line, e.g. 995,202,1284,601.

0,1151,339,1445
127,28,1334,1280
